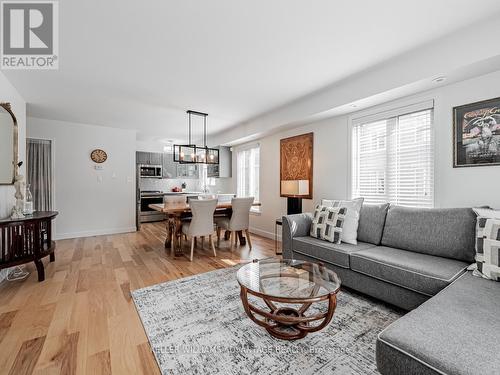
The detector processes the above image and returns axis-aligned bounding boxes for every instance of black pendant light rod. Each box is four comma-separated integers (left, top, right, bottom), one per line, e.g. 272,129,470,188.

188,111,192,145
204,114,207,147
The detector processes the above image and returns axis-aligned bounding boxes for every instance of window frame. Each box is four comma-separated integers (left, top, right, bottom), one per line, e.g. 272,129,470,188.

235,143,261,214
348,98,435,208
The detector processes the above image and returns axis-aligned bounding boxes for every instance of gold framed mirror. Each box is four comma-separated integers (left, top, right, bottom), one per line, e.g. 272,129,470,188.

0,102,18,185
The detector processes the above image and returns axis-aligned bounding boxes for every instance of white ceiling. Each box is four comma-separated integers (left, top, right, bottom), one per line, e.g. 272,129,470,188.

4,0,500,144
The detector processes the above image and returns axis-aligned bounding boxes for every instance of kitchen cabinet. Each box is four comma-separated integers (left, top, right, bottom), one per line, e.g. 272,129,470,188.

149,152,163,165
207,164,219,178
218,146,232,178
136,151,163,165
136,151,150,165
176,164,198,178
162,153,177,178
206,146,232,178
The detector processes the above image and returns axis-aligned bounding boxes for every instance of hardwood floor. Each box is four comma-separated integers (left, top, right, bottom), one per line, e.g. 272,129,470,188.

0,222,278,375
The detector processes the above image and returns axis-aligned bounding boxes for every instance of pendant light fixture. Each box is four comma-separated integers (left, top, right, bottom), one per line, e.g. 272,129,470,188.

173,110,219,165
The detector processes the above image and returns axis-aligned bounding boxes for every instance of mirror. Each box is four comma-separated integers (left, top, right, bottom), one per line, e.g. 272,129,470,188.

0,103,18,185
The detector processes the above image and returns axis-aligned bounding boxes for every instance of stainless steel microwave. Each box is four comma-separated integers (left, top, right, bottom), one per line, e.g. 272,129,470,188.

140,165,162,178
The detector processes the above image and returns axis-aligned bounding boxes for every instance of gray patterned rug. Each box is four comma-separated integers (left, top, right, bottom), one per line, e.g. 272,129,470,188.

132,265,402,375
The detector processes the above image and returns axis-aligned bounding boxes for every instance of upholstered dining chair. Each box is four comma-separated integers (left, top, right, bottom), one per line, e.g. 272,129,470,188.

181,199,217,261
215,197,254,249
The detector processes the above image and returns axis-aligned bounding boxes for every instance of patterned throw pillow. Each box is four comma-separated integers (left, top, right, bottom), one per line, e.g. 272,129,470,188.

321,198,363,244
473,208,500,281
310,205,347,244
310,205,328,239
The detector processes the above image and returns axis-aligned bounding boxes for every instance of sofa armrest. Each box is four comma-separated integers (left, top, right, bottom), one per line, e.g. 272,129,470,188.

282,213,313,259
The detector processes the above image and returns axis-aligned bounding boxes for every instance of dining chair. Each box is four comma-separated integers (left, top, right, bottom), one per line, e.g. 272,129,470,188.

181,199,217,261
163,195,189,247
215,197,254,249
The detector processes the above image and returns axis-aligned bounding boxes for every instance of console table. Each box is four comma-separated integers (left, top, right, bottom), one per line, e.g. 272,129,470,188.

0,211,58,282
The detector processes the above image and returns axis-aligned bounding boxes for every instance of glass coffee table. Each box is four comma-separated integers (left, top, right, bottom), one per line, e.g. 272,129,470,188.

237,258,341,340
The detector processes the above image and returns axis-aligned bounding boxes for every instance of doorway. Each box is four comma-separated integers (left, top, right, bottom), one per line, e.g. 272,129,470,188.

26,138,53,211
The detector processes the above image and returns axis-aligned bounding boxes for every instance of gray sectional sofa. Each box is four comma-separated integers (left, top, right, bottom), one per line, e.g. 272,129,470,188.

282,204,499,375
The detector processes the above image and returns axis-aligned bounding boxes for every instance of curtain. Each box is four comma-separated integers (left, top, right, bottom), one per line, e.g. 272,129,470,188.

27,138,52,211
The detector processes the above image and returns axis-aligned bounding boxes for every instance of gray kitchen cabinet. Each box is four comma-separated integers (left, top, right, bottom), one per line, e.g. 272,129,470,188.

176,164,198,178
207,164,219,178
162,153,177,178
149,152,163,165
136,151,163,166
218,146,232,178
136,151,150,165
205,146,231,178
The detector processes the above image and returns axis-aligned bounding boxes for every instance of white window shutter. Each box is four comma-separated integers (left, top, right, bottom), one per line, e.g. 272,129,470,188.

352,109,434,208
237,145,260,203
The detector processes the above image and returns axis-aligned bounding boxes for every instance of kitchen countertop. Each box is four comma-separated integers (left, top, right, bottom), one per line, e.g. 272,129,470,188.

140,191,236,197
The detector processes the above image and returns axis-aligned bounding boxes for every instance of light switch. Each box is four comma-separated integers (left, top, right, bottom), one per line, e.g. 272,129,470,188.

94,165,103,170
97,176,103,183
112,172,117,179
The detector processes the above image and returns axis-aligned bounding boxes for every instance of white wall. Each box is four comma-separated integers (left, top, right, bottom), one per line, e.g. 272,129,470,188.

27,117,137,239
243,70,500,239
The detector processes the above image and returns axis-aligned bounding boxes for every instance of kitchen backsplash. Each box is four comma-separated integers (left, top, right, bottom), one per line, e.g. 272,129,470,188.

140,178,199,192
140,177,233,194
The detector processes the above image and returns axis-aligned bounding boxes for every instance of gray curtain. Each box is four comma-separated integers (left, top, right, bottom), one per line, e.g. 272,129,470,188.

27,138,52,211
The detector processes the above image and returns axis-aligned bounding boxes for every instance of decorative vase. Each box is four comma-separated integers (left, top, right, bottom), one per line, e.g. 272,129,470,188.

23,184,34,215
11,174,25,219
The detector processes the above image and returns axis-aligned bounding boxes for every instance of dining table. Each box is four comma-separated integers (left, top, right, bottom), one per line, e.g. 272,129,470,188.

149,201,261,256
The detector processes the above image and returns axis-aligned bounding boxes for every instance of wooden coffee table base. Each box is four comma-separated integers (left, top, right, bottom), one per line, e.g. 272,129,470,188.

239,285,338,341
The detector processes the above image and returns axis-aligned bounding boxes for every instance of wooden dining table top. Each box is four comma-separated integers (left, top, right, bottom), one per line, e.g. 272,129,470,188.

149,201,261,214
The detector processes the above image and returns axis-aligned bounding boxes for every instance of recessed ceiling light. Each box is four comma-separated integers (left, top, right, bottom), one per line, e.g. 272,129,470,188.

432,76,446,83
351,104,358,108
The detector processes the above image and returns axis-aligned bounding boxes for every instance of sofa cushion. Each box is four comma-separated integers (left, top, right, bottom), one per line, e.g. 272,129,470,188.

350,246,468,296
381,206,476,262
357,203,390,245
292,236,375,268
377,272,500,375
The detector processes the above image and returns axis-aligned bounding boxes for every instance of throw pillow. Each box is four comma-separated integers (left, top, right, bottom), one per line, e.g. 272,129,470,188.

322,206,347,244
309,205,347,244
473,208,500,281
321,198,364,244
310,205,328,239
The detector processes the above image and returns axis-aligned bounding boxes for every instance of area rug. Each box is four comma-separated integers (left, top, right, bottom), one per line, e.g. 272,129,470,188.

132,265,402,374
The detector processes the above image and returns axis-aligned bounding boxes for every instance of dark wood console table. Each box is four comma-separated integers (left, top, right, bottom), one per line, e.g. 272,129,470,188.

0,211,58,282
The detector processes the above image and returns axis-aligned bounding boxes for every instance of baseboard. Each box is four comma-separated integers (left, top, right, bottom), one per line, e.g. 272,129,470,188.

55,227,137,240
249,227,281,242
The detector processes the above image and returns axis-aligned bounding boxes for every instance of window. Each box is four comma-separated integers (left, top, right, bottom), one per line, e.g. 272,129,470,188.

351,106,434,208
237,145,260,210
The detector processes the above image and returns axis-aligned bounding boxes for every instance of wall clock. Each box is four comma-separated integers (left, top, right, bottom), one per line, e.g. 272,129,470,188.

90,149,107,163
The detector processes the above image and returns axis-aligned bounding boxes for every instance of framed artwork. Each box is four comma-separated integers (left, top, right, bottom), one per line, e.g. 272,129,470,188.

280,132,313,199
453,97,500,167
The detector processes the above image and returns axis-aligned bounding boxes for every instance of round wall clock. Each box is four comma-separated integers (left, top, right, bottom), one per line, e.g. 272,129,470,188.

90,149,107,163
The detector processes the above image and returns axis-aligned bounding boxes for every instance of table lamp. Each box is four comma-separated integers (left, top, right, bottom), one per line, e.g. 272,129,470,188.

281,179,310,215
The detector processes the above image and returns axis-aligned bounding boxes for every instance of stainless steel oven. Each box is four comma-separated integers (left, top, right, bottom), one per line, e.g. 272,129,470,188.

140,165,162,178
140,191,166,223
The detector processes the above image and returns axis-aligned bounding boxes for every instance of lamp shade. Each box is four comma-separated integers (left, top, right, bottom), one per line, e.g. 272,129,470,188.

281,180,309,196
